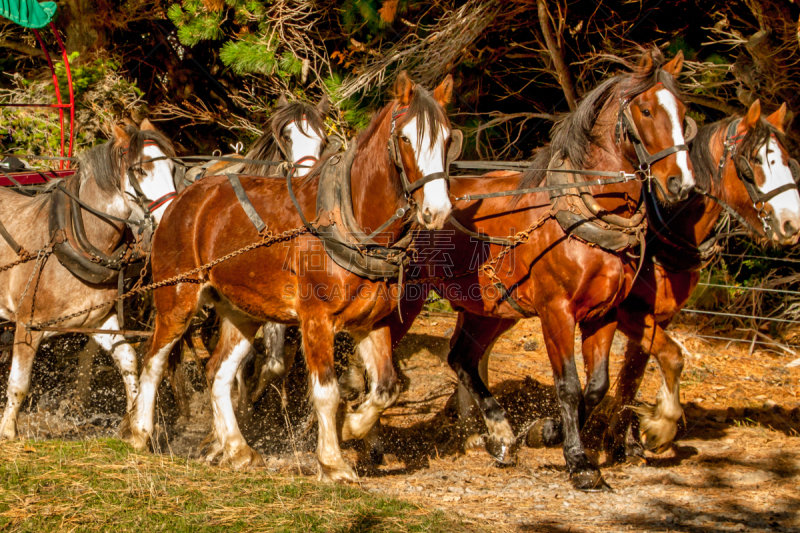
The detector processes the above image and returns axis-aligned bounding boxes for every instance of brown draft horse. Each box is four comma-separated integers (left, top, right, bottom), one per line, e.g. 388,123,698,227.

603,100,800,463
161,95,331,423
123,72,456,481
373,49,696,491
0,122,176,440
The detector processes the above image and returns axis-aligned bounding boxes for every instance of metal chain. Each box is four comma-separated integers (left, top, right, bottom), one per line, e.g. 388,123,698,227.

28,226,311,330
479,211,553,286
28,213,551,331
403,212,552,287
0,250,41,274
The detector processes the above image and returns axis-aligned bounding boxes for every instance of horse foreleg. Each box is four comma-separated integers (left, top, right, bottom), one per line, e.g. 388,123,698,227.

540,306,607,491
92,314,140,413
604,332,650,464
632,323,684,454
0,327,43,440
250,322,289,403
342,327,399,443
205,316,263,469
448,312,518,464
302,317,356,483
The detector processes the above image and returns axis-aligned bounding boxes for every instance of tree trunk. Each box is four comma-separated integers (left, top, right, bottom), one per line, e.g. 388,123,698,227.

63,0,105,57
536,0,578,111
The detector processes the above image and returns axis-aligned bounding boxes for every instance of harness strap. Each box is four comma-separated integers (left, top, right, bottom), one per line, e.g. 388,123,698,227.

55,181,146,227
453,170,634,202
405,171,446,195
695,186,766,237
0,218,23,255
448,215,514,245
493,281,534,318
366,204,412,242
226,173,267,234
148,191,178,211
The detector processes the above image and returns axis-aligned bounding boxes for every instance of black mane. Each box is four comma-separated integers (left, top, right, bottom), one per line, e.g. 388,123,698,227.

519,47,683,190
690,115,788,191
240,100,328,176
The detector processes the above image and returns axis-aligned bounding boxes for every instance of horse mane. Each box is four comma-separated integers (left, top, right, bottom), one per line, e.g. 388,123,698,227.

690,115,788,191
301,86,450,194
240,100,328,176
519,47,683,191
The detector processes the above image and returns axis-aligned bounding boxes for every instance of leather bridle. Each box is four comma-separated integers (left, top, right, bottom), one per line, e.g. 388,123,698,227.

702,119,800,239
614,83,697,199
122,140,178,223
387,105,451,200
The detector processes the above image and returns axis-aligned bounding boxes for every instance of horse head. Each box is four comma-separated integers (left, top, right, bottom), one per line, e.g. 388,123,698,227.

388,71,454,230
271,94,330,177
113,120,177,224
620,50,695,203
725,100,800,244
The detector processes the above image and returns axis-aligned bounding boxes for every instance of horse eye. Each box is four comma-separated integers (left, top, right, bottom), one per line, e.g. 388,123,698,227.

755,155,763,165
641,109,652,118
400,135,410,143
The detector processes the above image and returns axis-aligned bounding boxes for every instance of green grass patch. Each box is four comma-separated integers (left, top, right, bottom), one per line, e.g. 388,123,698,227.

0,439,472,532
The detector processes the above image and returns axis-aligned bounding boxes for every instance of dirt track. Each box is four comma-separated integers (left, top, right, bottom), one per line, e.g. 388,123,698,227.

2,313,800,532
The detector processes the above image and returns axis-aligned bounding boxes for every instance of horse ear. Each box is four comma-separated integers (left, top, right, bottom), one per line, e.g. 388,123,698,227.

317,93,330,116
394,71,414,105
637,49,654,73
740,99,761,133
434,74,454,106
277,94,289,108
663,50,684,77
139,118,157,132
766,102,787,133
112,123,130,143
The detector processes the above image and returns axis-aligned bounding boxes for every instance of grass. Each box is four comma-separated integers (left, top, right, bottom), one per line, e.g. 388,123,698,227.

0,439,473,532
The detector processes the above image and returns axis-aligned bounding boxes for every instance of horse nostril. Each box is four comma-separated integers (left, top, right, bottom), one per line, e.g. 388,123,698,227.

667,175,681,196
783,220,798,237
422,208,433,225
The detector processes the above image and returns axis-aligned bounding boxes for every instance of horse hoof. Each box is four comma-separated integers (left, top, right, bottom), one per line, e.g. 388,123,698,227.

223,446,264,470
570,469,612,492
121,426,150,452
525,418,563,448
625,440,648,466
486,436,517,466
0,422,16,441
318,463,359,483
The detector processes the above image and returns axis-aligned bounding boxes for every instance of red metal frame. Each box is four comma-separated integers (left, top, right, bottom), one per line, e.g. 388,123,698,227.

0,23,75,172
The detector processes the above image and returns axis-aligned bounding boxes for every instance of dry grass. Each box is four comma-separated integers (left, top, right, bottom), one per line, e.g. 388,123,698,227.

0,439,477,532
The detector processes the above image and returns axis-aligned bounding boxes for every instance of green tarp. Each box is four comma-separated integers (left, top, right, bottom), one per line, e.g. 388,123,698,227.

0,0,56,29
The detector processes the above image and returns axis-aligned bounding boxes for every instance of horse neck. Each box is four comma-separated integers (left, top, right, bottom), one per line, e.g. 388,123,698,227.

349,116,406,242
671,126,729,245
583,103,644,215
78,175,129,253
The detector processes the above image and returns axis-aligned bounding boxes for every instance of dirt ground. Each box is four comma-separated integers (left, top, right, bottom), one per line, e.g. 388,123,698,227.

2,313,800,532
